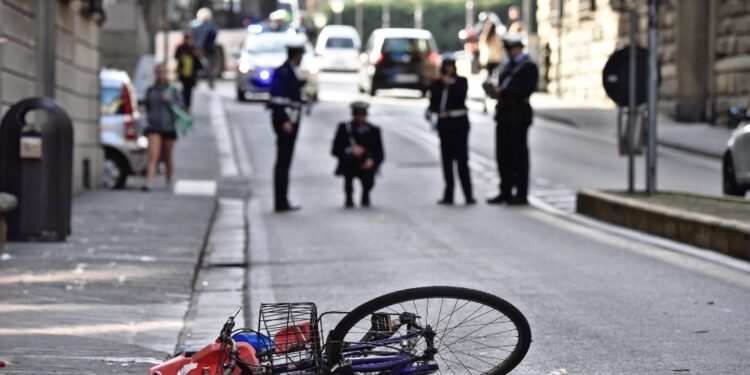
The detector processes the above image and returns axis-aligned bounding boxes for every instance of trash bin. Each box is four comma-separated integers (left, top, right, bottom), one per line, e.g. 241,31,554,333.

0,97,73,241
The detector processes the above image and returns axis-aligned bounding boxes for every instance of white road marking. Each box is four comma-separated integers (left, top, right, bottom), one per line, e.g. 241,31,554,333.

173,179,217,196
210,91,239,177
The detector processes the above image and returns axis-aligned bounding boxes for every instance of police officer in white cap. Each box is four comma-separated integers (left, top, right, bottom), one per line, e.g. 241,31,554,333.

331,101,385,208
268,36,307,212
486,33,538,206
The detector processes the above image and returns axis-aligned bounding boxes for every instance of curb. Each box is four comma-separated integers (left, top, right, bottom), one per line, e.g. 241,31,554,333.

576,189,750,260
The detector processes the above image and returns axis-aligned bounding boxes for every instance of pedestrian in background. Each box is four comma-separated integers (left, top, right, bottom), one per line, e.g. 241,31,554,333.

174,33,201,111
190,7,219,88
268,38,307,212
332,102,384,208
426,55,475,206
478,17,505,80
507,5,528,34
487,34,539,206
143,64,181,191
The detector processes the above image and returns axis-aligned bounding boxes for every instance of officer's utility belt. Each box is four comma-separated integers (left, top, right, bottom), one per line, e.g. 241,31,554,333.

269,96,303,109
438,109,468,118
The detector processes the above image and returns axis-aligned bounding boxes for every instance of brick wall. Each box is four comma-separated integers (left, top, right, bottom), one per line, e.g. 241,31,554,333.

713,0,750,123
0,0,102,193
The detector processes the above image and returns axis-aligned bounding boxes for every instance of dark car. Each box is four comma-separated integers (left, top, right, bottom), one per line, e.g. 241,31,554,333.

358,28,440,97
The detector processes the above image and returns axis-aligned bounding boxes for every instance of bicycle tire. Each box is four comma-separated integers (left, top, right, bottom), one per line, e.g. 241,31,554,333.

326,286,531,374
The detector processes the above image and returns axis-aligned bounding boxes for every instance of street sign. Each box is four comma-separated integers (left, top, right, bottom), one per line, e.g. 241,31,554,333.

602,46,648,107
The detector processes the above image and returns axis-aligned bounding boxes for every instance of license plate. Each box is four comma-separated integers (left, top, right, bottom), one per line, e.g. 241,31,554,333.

394,74,419,84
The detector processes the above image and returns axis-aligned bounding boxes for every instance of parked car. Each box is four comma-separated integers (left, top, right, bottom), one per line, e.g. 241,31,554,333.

235,31,319,102
315,25,361,71
100,69,148,189
358,28,440,97
724,109,750,196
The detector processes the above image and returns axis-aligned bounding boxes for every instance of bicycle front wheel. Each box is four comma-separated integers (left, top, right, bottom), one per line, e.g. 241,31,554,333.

326,286,531,374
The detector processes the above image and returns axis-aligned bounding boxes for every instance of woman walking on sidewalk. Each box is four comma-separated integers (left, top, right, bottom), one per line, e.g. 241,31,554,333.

143,64,181,191
426,55,475,205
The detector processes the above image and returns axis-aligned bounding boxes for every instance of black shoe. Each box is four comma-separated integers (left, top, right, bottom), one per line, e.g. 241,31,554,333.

437,198,454,205
465,197,477,205
275,204,301,212
361,193,371,207
345,199,355,208
508,197,529,206
486,195,511,205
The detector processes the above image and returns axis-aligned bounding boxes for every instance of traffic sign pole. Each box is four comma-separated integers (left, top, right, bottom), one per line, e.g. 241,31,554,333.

646,0,659,194
627,9,638,193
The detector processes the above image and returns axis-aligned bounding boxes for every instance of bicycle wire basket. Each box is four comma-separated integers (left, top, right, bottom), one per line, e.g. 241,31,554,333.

257,302,323,374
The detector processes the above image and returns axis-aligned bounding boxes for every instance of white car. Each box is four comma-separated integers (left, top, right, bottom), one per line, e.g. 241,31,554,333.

235,31,319,102
315,25,361,71
100,69,148,189
724,118,750,196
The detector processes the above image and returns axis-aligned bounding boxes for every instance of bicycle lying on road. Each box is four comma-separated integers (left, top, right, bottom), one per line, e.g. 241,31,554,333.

149,286,531,375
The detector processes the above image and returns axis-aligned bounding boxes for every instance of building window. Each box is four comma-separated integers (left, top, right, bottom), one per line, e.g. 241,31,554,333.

580,0,596,20
551,0,564,27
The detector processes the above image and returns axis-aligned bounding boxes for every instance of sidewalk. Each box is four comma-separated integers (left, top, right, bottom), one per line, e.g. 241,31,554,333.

0,87,222,373
467,74,734,159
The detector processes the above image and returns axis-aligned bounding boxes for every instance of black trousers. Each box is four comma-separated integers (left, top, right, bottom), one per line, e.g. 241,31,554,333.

180,78,196,110
496,121,530,199
343,170,375,199
274,127,298,209
438,125,473,201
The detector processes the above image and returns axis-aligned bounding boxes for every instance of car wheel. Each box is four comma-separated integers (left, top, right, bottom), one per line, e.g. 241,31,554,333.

237,89,247,102
103,149,129,190
723,152,745,196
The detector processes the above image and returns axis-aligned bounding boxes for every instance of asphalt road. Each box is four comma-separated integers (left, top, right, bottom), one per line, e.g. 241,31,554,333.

219,73,749,374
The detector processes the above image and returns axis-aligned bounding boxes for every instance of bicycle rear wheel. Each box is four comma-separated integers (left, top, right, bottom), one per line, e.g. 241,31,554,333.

326,286,531,374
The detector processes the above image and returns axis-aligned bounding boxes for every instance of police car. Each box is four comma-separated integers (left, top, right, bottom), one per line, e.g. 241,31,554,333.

235,28,319,102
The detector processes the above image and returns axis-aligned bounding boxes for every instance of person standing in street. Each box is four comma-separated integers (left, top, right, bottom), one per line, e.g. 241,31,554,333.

487,34,539,206
190,7,219,88
331,102,384,208
478,18,505,80
426,55,475,206
268,38,307,212
143,64,181,191
174,33,201,111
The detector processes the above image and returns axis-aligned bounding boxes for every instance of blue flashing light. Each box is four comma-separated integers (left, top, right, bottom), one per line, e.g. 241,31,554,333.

258,69,271,82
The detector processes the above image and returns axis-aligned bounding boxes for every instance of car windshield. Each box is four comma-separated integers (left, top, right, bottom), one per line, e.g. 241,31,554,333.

326,37,355,49
244,35,287,54
382,37,431,56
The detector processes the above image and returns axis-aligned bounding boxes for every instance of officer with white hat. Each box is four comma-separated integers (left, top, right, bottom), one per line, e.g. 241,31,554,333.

268,35,308,212
331,101,385,208
486,32,539,206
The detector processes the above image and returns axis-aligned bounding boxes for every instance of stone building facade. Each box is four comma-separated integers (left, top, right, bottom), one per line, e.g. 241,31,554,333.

536,0,750,125
0,0,103,193
100,0,150,76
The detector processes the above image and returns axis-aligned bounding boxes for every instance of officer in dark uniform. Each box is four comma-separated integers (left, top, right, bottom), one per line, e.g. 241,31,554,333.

487,33,539,206
426,55,475,205
268,37,307,212
331,102,385,208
